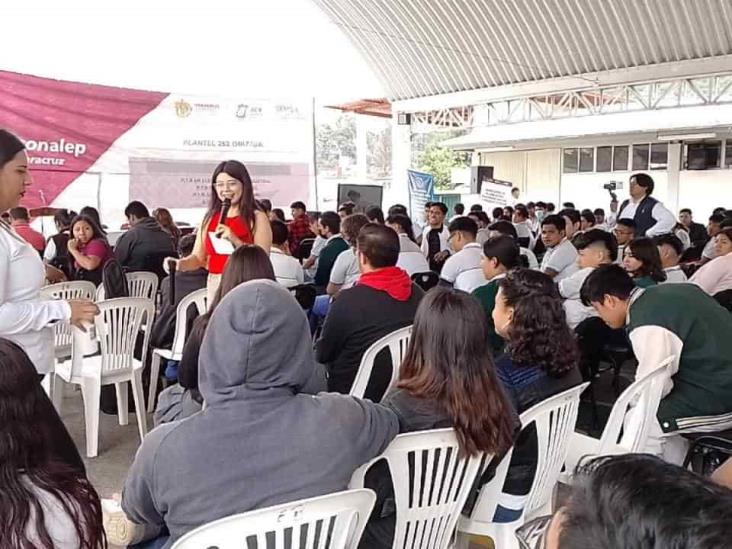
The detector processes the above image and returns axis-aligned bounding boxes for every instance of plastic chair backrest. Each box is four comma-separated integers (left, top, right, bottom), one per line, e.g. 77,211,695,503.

40,281,96,351
454,268,487,293
126,271,159,300
350,429,485,549
597,359,672,454
169,288,208,356
349,325,412,400
411,271,439,292
94,298,154,376
467,382,589,523
171,489,376,549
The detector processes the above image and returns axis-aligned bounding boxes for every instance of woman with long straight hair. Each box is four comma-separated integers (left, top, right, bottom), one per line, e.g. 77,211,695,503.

622,236,667,287
0,339,106,548
152,207,181,249
172,160,272,301
361,288,517,548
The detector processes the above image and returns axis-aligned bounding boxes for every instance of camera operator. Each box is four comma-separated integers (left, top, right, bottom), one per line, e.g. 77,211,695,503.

608,173,675,237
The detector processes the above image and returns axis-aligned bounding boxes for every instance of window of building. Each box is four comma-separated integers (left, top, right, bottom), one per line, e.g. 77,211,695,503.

632,144,649,170
563,148,579,173
579,147,594,172
686,141,721,170
649,143,668,170
725,141,732,168
596,146,612,172
613,146,629,171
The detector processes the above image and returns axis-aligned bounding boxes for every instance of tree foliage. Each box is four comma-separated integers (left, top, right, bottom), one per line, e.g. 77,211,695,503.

414,134,470,190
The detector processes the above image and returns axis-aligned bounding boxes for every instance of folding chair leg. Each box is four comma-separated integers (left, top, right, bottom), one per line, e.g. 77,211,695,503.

115,382,129,426
132,371,148,442
147,353,163,413
51,373,64,414
80,378,101,458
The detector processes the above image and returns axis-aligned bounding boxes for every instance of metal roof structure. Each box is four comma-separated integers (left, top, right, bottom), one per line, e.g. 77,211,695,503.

313,0,732,101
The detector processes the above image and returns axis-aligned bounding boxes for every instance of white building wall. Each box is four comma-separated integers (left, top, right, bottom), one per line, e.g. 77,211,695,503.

678,169,732,219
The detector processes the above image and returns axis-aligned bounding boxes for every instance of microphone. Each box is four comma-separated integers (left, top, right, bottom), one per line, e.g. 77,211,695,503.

219,198,232,226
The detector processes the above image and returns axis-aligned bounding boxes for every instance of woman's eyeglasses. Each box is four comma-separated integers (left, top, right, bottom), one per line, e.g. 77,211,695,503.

515,514,553,549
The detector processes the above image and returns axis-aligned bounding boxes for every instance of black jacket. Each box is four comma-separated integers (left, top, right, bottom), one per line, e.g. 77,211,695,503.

114,217,176,273
688,222,709,248
150,269,208,349
315,284,423,400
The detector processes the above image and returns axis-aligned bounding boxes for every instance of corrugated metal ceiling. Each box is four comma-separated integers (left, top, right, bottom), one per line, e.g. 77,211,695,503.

313,0,732,100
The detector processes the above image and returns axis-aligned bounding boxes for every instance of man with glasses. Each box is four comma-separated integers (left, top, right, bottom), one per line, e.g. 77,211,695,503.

439,216,485,292
616,172,675,237
613,218,635,265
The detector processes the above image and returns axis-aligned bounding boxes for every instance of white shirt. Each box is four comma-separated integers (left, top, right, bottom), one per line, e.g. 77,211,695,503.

329,248,361,289
618,198,676,236
397,234,430,276
310,236,326,258
662,266,688,284
559,266,597,329
270,248,304,288
0,223,70,373
25,480,81,548
521,246,539,269
702,239,716,260
420,225,450,257
43,237,57,262
540,238,579,282
441,242,486,292
690,252,732,295
674,228,691,251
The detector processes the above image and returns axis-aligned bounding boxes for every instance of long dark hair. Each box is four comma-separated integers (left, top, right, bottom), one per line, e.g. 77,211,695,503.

78,206,106,235
0,128,25,168
626,237,666,282
153,207,181,242
0,339,106,549
498,269,579,378
204,160,259,230
386,213,417,243
398,288,515,457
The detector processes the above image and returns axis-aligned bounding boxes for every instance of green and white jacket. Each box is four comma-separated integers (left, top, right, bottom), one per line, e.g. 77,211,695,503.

627,284,732,433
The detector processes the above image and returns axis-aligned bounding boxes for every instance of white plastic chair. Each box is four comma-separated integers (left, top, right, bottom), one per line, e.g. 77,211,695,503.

563,359,673,477
54,297,154,458
457,383,589,549
350,429,486,549
172,489,376,549
147,288,208,412
349,325,412,401
453,268,488,293
96,271,159,301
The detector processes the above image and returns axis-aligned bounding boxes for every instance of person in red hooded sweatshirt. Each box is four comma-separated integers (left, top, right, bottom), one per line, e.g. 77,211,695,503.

316,223,424,400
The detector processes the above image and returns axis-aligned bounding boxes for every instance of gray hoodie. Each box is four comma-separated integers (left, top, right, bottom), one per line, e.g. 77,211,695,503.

122,279,398,547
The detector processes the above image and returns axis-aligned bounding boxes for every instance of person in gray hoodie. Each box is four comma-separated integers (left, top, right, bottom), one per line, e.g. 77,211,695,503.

121,279,399,548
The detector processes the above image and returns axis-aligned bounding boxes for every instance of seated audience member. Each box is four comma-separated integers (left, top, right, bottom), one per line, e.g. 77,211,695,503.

362,288,518,548
387,203,408,216
0,339,104,548
581,265,732,453
526,202,538,233
327,214,370,296
287,201,315,256
270,208,286,222
472,235,521,355
420,202,450,273
154,245,277,425
546,202,556,213
43,208,75,278
79,206,106,232
152,207,181,249
702,213,725,261
450,202,465,221
492,269,582,520
313,211,349,289
672,222,691,251
503,205,515,221
559,229,617,329
533,454,732,549
149,235,208,350
115,201,176,273
593,208,608,231
9,207,45,252
258,198,273,218
690,227,732,296
559,208,581,242
470,203,483,213
512,204,534,248
302,212,325,275
365,206,385,224
679,207,709,249
338,202,355,218
613,218,636,263
486,220,538,269
539,214,579,282
125,280,398,547
316,224,424,399
579,209,596,232
492,206,505,223
385,214,429,276
440,216,486,292
653,233,688,283
622,237,666,287
269,220,304,288
67,214,113,285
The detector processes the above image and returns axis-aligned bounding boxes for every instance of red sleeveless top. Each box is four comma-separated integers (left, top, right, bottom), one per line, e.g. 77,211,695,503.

204,211,253,274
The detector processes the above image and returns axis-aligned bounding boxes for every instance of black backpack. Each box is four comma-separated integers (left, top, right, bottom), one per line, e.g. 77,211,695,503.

102,259,129,299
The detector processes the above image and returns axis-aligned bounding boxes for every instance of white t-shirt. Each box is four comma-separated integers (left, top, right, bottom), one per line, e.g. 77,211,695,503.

440,242,485,292
397,234,429,276
662,266,688,284
25,480,81,548
270,248,304,288
329,248,361,289
540,238,579,282
559,266,597,329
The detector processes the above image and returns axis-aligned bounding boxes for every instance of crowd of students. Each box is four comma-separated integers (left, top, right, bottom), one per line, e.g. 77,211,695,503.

2,125,732,548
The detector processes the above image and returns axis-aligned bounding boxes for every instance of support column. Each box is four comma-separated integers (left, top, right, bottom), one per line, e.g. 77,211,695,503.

667,142,682,214
386,114,412,212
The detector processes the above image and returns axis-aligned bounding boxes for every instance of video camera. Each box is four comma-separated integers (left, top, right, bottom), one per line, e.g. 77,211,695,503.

603,181,622,202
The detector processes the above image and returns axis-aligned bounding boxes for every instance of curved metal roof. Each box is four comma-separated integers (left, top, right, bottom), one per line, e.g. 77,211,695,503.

313,0,732,100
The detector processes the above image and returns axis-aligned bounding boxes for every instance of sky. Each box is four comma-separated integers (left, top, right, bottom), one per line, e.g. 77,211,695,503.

1,0,384,102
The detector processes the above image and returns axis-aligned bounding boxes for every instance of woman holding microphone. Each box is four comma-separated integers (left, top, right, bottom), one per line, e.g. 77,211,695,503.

0,129,98,377
172,160,272,302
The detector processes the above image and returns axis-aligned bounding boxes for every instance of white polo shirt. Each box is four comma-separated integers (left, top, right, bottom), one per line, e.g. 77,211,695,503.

540,238,579,282
397,234,430,276
270,248,304,288
441,242,485,292
329,248,361,289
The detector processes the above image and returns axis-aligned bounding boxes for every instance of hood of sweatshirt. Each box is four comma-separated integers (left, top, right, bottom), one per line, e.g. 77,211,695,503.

198,279,316,406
